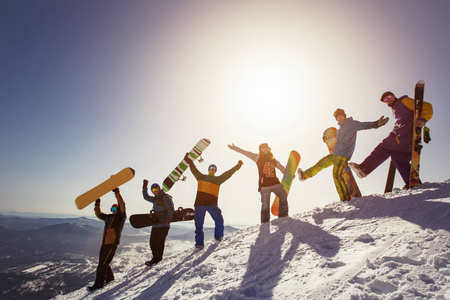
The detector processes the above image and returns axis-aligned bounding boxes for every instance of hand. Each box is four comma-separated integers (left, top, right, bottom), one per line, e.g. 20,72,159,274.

95,199,100,206
236,160,243,170
416,119,426,128
143,179,148,189
228,143,236,150
112,188,120,194
184,153,193,165
377,116,389,127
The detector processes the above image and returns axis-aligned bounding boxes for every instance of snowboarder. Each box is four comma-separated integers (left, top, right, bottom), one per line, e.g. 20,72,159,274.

142,181,175,267
184,153,243,250
228,143,288,223
88,188,126,291
298,109,388,201
349,92,433,188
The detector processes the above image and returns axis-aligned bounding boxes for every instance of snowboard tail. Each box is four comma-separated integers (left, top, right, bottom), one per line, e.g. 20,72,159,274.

162,139,210,192
271,151,301,216
75,168,135,210
130,207,195,228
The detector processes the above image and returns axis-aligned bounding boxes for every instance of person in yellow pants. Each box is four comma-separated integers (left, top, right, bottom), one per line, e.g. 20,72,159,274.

298,109,388,201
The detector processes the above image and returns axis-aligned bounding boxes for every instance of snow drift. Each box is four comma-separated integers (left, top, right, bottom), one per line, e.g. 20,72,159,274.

58,180,450,299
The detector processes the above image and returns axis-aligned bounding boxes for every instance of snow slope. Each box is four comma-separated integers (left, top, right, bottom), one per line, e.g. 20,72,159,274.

57,180,450,300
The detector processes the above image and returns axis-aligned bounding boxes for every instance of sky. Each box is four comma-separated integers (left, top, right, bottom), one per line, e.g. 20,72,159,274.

1,0,449,226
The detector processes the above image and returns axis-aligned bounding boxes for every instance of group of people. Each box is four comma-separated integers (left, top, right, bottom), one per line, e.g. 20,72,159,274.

87,90,432,291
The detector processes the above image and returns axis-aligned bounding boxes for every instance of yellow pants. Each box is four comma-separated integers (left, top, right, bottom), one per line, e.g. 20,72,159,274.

304,154,351,201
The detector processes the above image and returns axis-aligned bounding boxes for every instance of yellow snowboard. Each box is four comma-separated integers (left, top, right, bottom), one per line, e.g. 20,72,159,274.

75,167,135,210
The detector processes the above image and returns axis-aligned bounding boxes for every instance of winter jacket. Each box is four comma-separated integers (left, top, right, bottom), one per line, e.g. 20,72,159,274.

190,161,240,206
382,96,433,152
334,117,379,159
142,190,175,228
95,205,126,245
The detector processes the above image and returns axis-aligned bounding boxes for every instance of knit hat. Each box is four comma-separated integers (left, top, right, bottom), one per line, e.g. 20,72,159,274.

333,108,346,118
380,91,395,102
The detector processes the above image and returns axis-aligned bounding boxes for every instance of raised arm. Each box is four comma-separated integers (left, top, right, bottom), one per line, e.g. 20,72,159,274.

228,143,259,162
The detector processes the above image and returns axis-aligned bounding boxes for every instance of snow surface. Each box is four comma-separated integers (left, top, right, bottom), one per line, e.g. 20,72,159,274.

56,180,450,300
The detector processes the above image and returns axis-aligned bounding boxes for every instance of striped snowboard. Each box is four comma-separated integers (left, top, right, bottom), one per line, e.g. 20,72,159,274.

162,138,211,192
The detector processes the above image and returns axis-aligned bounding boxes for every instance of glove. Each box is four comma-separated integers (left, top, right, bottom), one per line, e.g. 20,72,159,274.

184,153,193,165
377,116,389,127
95,199,100,206
143,179,148,189
112,188,120,194
236,160,243,170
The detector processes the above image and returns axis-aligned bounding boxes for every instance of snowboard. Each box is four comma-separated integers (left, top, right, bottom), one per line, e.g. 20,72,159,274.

323,127,362,199
271,150,301,216
162,138,211,192
75,167,135,210
130,207,195,228
409,80,425,188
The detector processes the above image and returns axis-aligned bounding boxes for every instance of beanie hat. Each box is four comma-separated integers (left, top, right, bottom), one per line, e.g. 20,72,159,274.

333,108,346,118
380,91,395,102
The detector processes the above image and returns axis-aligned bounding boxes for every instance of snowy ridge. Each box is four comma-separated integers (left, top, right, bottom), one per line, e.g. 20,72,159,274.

58,180,450,300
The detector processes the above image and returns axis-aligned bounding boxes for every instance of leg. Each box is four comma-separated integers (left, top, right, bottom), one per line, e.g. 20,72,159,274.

359,143,391,176
259,188,271,223
94,244,117,288
391,151,412,185
333,156,351,201
194,206,207,247
303,154,335,179
152,227,170,263
207,205,225,240
273,184,289,217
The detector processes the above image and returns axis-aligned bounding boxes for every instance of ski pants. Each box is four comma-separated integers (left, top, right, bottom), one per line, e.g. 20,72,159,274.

359,143,412,185
304,154,351,201
194,205,224,246
150,226,170,263
260,183,288,222
95,243,117,287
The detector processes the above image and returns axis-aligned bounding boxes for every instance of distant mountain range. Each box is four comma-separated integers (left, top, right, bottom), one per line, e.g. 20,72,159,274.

0,213,239,299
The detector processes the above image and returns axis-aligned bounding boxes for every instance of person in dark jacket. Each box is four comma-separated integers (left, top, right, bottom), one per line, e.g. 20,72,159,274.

142,180,174,266
88,188,126,291
349,91,433,187
228,143,288,223
298,108,388,201
184,153,242,250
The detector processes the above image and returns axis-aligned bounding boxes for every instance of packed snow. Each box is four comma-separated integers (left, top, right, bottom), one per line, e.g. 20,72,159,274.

57,180,450,299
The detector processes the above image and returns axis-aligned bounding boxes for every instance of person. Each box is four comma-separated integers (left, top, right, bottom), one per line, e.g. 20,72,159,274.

184,153,243,250
88,188,126,291
228,143,288,223
297,108,389,201
142,180,175,267
349,91,433,188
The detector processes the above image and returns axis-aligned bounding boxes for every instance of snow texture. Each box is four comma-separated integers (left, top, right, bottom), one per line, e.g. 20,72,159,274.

56,180,450,300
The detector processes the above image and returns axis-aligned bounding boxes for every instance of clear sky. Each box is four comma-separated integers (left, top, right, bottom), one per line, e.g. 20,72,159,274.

1,0,449,226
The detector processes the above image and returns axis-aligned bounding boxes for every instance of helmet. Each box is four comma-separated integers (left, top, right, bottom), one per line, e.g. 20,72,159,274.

151,183,161,194
111,204,119,213
380,91,395,102
208,164,217,172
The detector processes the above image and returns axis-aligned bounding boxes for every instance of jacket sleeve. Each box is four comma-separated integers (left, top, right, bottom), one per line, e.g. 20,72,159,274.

142,189,155,204
229,145,259,162
402,98,433,123
94,206,107,221
114,191,126,214
164,195,175,219
189,161,203,180
216,164,240,185
357,120,379,131
420,102,433,122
